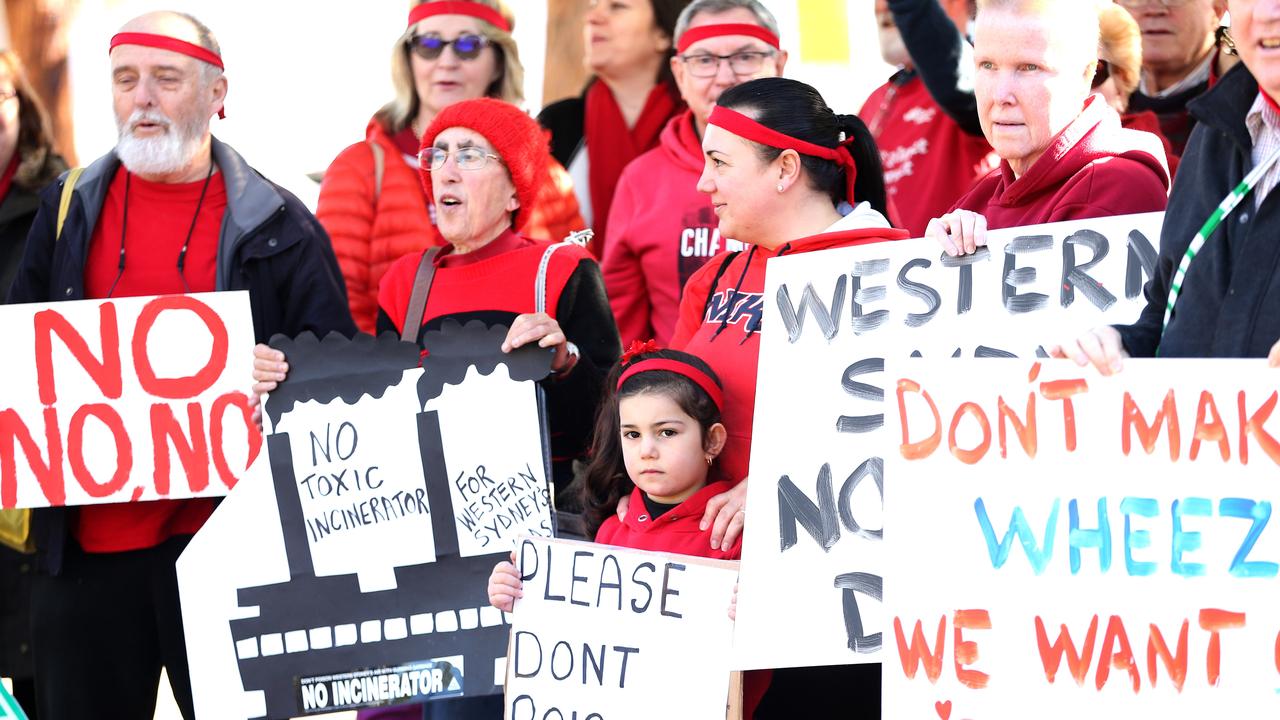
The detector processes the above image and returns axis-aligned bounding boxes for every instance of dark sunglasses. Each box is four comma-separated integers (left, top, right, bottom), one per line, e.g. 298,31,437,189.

1091,59,1111,90
406,33,490,61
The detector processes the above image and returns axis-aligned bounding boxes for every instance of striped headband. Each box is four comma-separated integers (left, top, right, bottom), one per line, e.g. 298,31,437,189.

408,1,511,33
708,104,858,205
676,23,780,54
109,33,226,119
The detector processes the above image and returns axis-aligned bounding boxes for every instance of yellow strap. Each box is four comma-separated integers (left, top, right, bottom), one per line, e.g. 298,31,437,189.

56,167,85,240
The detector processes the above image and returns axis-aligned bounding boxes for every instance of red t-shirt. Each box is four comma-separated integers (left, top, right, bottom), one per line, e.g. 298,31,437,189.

76,165,227,553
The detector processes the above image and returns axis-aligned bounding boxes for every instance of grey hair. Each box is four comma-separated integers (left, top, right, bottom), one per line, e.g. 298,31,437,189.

673,0,780,41
171,11,224,86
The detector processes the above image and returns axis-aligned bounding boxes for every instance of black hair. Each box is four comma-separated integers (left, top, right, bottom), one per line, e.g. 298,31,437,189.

715,77,890,219
580,348,723,538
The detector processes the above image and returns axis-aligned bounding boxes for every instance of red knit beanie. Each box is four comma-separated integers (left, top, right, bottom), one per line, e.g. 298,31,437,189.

419,98,549,231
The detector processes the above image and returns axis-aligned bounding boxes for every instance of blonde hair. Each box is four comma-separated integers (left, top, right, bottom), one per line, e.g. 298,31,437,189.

1097,3,1141,100
378,0,524,134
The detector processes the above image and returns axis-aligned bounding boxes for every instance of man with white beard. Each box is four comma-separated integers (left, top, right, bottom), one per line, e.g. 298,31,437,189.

858,0,997,236
7,11,354,719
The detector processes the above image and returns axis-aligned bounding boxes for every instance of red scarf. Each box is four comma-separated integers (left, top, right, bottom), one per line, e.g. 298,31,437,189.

584,79,682,255
0,154,18,204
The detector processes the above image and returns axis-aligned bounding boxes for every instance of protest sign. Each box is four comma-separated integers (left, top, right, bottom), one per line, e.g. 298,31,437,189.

0,291,257,509
180,321,556,719
884,357,1280,717
505,536,739,720
732,213,1163,671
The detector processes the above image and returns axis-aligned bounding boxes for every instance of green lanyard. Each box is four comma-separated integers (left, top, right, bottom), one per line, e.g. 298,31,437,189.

1163,147,1280,331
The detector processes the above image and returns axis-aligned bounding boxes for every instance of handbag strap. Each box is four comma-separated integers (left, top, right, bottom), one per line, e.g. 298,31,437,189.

401,247,441,342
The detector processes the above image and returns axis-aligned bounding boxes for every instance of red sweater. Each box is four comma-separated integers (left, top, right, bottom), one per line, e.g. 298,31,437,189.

603,111,745,346
860,74,998,236
950,95,1170,227
595,480,767,716
377,230,585,335
671,210,909,484
78,167,227,552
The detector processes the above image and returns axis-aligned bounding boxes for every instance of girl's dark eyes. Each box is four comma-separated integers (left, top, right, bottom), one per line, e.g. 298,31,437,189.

659,428,678,437
622,430,640,439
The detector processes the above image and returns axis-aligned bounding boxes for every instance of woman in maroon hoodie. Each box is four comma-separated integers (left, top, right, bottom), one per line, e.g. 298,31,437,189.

662,76,907,717
928,0,1170,256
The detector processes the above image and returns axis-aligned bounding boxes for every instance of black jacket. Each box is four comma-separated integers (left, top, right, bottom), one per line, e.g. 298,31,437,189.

9,137,357,574
0,152,65,682
1116,64,1280,359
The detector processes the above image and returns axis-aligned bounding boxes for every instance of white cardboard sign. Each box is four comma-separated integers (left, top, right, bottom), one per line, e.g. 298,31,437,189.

180,324,556,719
0,291,258,509
733,213,1164,670
884,358,1280,718
505,536,739,720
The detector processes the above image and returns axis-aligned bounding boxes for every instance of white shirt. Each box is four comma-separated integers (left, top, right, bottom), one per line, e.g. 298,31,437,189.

1244,92,1280,208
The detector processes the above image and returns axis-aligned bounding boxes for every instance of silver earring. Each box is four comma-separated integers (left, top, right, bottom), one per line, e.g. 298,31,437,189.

776,183,784,193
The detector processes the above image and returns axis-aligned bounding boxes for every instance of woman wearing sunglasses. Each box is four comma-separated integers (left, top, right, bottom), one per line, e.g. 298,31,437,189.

538,0,692,256
316,0,585,334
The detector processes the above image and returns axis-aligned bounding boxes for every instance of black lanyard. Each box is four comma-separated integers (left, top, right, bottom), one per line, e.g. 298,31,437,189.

105,162,216,298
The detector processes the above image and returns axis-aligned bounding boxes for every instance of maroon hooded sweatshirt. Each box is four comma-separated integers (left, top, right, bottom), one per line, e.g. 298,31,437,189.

951,95,1170,226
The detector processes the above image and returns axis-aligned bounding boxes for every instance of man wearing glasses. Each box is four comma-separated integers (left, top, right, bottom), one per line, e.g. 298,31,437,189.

601,0,787,347
861,0,998,236
8,11,353,720
1121,0,1232,156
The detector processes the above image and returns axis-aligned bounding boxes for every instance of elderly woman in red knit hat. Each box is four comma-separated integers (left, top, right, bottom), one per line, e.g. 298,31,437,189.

256,97,620,518
254,97,619,720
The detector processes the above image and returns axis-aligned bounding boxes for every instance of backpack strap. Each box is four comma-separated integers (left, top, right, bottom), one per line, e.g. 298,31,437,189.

367,140,385,206
700,250,741,322
56,167,85,240
401,247,441,342
535,229,592,315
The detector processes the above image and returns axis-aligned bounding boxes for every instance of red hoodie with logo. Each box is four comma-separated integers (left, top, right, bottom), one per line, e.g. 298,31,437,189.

603,111,745,346
860,73,999,237
671,208,910,484
950,95,1170,226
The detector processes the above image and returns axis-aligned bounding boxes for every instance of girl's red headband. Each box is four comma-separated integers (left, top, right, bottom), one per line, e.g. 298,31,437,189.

408,1,512,33
109,33,226,119
618,359,724,411
676,23,780,54
707,104,858,206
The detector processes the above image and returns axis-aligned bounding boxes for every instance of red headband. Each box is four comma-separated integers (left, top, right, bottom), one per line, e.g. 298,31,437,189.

676,23,780,54
109,33,226,119
618,359,724,411
408,2,512,33
708,105,858,205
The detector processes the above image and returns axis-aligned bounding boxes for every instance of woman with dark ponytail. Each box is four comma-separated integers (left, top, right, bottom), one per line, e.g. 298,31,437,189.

653,76,905,718
652,77,906,551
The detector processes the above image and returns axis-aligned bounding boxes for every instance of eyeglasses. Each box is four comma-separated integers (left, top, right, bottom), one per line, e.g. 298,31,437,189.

1115,0,1195,8
419,146,503,171
679,50,774,78
1091,59,1111,90
406,33,490,61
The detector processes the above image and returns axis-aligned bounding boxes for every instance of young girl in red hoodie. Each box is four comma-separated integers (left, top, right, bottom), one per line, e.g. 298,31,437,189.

487,344,767,712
